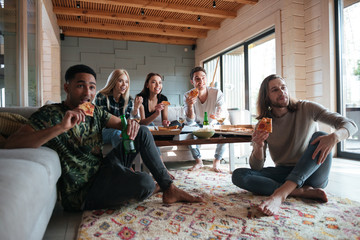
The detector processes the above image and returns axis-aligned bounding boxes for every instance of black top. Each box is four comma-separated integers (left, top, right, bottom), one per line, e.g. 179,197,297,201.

137,94,168,118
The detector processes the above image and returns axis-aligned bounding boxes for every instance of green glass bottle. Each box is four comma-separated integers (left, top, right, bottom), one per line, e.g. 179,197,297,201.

203,111,209,126
120,115,136,154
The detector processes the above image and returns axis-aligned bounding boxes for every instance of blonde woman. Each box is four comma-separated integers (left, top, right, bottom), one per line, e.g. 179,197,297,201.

95,69,142,147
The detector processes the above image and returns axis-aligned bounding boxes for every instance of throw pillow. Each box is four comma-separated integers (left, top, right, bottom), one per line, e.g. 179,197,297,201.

0,134,6,148
0,112,28,137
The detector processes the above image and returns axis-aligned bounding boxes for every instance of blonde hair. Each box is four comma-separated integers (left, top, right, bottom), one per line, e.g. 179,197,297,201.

98,69,131,115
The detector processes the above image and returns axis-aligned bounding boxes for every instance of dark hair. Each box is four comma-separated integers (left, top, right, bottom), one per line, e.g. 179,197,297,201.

190,66,206,80
137,72,163,99
256,74,298,119
65,64,96,83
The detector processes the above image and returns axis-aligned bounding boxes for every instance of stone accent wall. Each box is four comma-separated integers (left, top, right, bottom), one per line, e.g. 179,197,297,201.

61,37,195,106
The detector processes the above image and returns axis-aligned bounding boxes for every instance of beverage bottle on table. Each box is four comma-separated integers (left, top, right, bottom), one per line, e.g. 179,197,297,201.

120,115,136,154
203,111,209,127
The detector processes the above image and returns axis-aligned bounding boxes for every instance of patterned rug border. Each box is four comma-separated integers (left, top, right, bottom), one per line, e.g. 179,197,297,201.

77,168,360,240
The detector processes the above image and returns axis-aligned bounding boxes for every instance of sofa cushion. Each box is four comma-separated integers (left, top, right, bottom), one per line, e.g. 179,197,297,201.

0,147,61,187
0,147,61,240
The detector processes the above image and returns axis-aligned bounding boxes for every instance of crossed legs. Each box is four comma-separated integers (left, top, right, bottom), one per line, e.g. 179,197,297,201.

232,131,332,216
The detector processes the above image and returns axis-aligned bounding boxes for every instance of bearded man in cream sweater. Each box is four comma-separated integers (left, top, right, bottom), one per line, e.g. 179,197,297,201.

232,74,358,216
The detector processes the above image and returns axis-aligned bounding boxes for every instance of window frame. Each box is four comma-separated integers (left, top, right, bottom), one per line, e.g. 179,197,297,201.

203,28,275,117
335,0,360,160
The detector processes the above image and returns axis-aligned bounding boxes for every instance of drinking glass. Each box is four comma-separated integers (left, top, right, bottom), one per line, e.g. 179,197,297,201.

178,106,186,126
215,106,226,125
130,109,141,123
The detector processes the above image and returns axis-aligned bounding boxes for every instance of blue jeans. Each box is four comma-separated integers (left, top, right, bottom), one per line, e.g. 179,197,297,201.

84,126,173,210
232,131,332,196
102,128,122,148
189,143,226,160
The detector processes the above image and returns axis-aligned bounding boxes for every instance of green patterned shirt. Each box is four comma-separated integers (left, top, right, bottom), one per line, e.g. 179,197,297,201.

29,102,111,211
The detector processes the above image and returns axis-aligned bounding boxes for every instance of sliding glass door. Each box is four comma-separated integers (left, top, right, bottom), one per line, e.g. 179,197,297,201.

336,0,360,159
204,29,275,124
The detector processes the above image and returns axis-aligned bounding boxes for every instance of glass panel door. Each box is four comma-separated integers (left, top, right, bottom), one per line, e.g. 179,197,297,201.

0,0,17,106
337,0,360,159
222,46,245,110
248,33,276,123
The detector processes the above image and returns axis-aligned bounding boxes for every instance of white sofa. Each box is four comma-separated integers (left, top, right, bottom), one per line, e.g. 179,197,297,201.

0,107,61,240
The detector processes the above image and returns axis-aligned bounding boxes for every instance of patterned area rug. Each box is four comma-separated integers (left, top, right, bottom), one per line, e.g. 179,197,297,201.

77,167,360,239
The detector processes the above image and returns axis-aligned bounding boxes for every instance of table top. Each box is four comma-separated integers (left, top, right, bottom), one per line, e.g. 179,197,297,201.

154,135,252,147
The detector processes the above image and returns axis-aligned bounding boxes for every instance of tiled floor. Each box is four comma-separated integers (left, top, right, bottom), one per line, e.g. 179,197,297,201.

43,157,360,240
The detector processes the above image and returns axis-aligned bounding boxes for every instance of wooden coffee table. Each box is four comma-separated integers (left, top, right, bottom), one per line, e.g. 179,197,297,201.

154,134,252,172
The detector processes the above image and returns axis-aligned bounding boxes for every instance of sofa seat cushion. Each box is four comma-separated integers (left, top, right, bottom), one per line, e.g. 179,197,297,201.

0,147,61,240
0,147,61,186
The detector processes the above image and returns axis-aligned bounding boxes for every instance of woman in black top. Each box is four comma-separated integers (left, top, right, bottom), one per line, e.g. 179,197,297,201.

137,73,170,127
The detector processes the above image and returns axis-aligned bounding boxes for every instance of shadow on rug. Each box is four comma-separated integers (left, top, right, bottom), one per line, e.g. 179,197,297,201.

77,167,360,239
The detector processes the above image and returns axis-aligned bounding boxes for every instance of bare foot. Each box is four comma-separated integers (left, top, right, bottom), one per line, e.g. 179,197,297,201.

258,195,283,216
213,159,223,173
187,159,204,171
163,184,204,204
153,183,161,195
168,170,175,180
291,186,328,202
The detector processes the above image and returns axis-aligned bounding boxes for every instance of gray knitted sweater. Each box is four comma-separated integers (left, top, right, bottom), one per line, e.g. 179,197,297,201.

249,100,358,170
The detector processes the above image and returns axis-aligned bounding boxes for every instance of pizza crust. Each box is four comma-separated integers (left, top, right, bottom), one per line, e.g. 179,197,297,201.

161,101,170,106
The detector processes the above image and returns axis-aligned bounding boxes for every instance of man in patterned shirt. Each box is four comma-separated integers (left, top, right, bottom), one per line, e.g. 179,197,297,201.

5,64,203,211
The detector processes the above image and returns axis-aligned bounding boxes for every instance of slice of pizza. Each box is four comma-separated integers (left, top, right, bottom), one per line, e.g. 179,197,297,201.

161,101,171,106
257,117,272,133
157,125,178,131
79,102,95,117
188,88,199,98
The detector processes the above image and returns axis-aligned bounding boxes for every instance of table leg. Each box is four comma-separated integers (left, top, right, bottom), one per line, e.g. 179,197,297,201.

229,143,235,173
134,153,142,172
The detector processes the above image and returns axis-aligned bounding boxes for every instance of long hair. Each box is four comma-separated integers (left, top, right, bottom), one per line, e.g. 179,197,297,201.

137,73,163,100
98,69,130,115
256,74,298,119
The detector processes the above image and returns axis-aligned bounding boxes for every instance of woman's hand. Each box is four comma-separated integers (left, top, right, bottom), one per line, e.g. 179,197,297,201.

134,96,143,110
162,119,170,127
155,103,165,114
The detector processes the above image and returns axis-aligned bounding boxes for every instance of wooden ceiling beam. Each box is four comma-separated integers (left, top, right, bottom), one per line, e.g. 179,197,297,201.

57,19,207,38
222,0,258,4
78,0,237,19
53,6,220,30
63,30,196,45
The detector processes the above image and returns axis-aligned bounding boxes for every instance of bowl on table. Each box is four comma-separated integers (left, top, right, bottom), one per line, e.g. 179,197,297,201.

193,128,215,139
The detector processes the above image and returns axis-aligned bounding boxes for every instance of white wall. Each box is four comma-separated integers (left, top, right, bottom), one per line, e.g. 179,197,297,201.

195,0,336,120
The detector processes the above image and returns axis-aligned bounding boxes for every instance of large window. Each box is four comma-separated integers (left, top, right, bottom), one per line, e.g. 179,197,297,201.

336,0,360,159
0,0,17,107
0,0,39,106
204,29,276,123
